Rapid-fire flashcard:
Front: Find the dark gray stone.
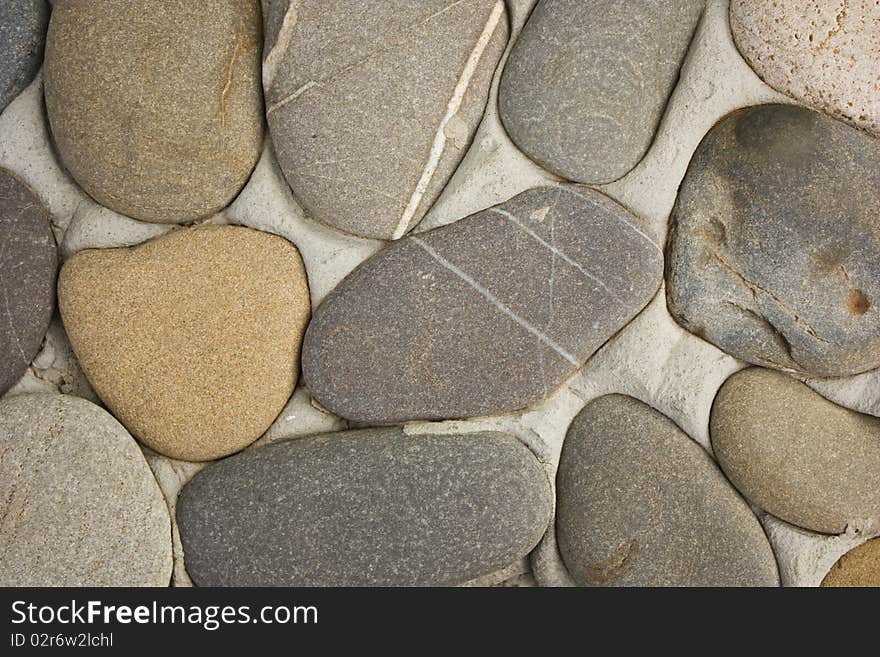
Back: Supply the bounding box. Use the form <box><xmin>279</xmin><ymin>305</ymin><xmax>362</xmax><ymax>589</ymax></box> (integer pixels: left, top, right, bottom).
<box><xmin>666</xmin><ymin>104</ymin><xmax>880</xmax><ymax>377</ymax></box>
<box><xmin>0</xmin><ymin>168</ymin><xmax>57</xmax><ymax>395</ymax></box>
<box><xmin>0</xmin><ymin>0</ymin><xmax>48</xmax><ymax>112</ymax></box>
<box><xmin>177</xmin><ymin>429</ymin><xmax>552</xmax><ymax>587</ymax></box>
<box><xmin>556</xmin><ymin>395</ymin><xmax>779</xmax><ymax>587</ymax></box>
<box><xmin>263</xmin><ymin>0</ymin><xmax>509</xmax><ymax>240</ymax></box>
<box><xmin>302</xmin><ymin>185</ymin><xmax>663</xmax><ymax>424</ymax></box>
<box><xmin>499</xmin><ymin>0</ymin><xmax>705</xmax><ymax>184</ymax></box>
<box><xmin>710</xmin><ymin>368</ymin><xmax>880</xmax><ymax>535</ymax></box>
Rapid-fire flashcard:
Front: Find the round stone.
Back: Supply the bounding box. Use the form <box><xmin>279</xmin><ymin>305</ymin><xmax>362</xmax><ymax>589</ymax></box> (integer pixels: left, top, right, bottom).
<box><xmin>0</xmin><ymin>0</ymin><xmax>48</xmax><ymax>111</ymax></box>
<box><xmin>821</xmin><ymin>539</ymin><xmax>880</xmax><ymax>587</ymax></box>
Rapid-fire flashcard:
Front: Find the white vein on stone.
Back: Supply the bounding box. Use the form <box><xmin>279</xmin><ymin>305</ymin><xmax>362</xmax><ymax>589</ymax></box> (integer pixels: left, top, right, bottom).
<box><xmin>411</xmin><ymin>236</ymin><xmax>580</xmax><ymax>367</ymax></box>
<box><xmin>263</xmin><ymin>0</ymin><xmax>303</xmax><ymax>90</ymax></box>
<box><xmin>561</xmin><ymin>186</ymin><xmax>664</xmax><ymax>254</ymax></box>
<box><xmin>489</xmin><ymin>207</ymin><xmax>624</xmax><ymax>304</ymax></box>
<box><xmin>390</xmin><ymin>0</ymin><xmax>505</xmax><ymax>240</ymax></box>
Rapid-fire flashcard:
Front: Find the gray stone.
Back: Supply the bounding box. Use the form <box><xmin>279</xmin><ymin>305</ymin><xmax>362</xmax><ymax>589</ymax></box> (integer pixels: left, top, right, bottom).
<box><xmin>302</xmin><ymin>185</ymin><xmax>663</xmax><ymax>424</ymax></box>
<box><xmin>556</xmin><ymin>394</ymin><xmax>778</xmax><ymax>587</ymax></box>
<box><xmin>731</xmin><ymin>0</ymin><xmax>880</xmax><ymax>137</ymax></box>
<box><xmin>263</xmin><ymin>0</ymin><xmax>508</xmax><ymax>240</ymax></box>
<box><xmin>177</xmin><ymin>429</ymin><xmax>552</xmax><ymax>586</ymax></box>
<box><xmin>710</xmin><ymin>368</ymin><xmax>880</xmax><ymax>535</ymax></box>
<box><xmin>499</xmin><ymin>0</ymin><xmax>705</xmax><ymax>184</ymax></box>
<box><xmin>0</xmin><ymin>0</ymin><xmax>48</xmax><ymax>112</ymax></box>
<box><xmin>0</xmin><ymin>394</ymin><xmax>172</xmax><ymax>586</ymax></box>
<box><xmin>44</xmin><ymin>0</ymin><xmax>264</xmax><ymax>223</ymax></box>
<box><xmin>0</xmin><ymin>168</ymin><xmax>57</xmax><ymax>396</ymax></box>
<box><xmin>666</xmin><ymin>104</ymin><xmax>880</xmax><ymax>377</ymax></box>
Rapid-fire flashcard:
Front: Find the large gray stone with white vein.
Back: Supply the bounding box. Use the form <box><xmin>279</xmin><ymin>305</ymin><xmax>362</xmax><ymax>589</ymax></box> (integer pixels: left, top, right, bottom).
<box><xmin>556</xmin><ymin>394</ymin><xmax>779</xmax><ymax>587</ymax></box>
<box><xmin>177</xmin><ymin>428</ymin><xmax>552</xmax><ymax>586</ymax></box>
<box><xmin>666</xmin><ymin>104</ymin><xmax>880</xmax><ymax>377</ymax></box>
<box><xmin>302</xmin><ymin>185</ymin><xmax>663</xmax><ymax>424</ymax></box>
<box><xmin>0</xmin><ymin>168</ymin><xmax>57</xmax><ymax>396</ymax></box>
<box><xmin>262</xmin><ymin>0</ymin><xmax>509</xmax><ymax>240</ymax></box>
<box><xmin>499</xmin><ymin>0</ymin><xmax>706</xmax><ymax>184</ymax></box>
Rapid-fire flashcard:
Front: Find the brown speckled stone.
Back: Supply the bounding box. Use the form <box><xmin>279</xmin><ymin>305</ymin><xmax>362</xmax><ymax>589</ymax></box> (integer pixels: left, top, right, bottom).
<box><xmin>710</xmin><ymin>368</ymin><xmax>880</xmax><ymax>535</ymax></box>
<box><xmin>731</xmin><ymin>0</ymin><xmax>880</xmax><ymax>136</ymax></box>
<box><xmin>0</xmin><ymin>167</ymin><xmax>57</xmax><ymax>396</ymax></box>
<box><xmin>58</xmin><ymin>226</ymin><xmax>310</xmax><ymax>462</ymax></box>
<box><xmin>44</xmin><ymin>0</ymin><xmax>264</xmax><ymax>223</ymax></box>
<box><xmin>557</xmin><ymin>395</ymin><xmax>778</xmax><ymax>587</ymax></box>
<box><xmin>822</xmin><ymin>539</ymin><xmax>880</xmax><ymax>587</ymax></box>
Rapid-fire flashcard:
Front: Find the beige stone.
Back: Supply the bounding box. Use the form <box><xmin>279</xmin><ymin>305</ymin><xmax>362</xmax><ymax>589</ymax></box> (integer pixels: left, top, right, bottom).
<box><xmin>821</xmin><ymin>539</ymin><xmax>880</xmax><ymax>587</ymax></box>
<box><xmin>44</xmin><ymin>0</ymin><xmax>264</xmax><ymax>223</ymax></box>
<box><xmin>58</xmin><ymin>226</ymin><xmax>311</xmax><ymax>462</ymax></box>
<box><xmin>731</xmin><ymin>0</ymin><xmax>880</xmax><ymax>136</ymax></box>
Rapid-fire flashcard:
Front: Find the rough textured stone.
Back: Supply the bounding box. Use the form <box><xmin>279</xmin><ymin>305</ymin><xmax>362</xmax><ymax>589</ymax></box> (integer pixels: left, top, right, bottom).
<box><xmin>177</xmin><ymin>429</ymin><xmax>552</xmax><ymax>586</ymax></box>
<box><xmin>710</xmin><ymin>368</ymin><xmax>880</xmax><ymax>535</ymax></box>
<box><xmin>731</xmin><ymin>0</ymin><xmax>880</xmax><ymax>136</ymax></box>
<box><xmin>821</xmin><ymin>539</ymin><xmax>880</xmax><ymax>587</ymax></box>
<box><xmin>263</xmin><ymin>0</ymin><xmax>508</xmax><ymax>240</ymax></box>
<box><xmin>0</xmin><ymin>0</ymin><xmax>48</xmax><ymax>112</ymax></box>
<box><xmin>499</xmin><ymin>0</ymin><xmax>706</xmax><ymax>184</ymax></box>
<box><xmin>58</xmin><ymin>226</ymin><xmax>310</xmax><ymax>462</ymax></box>
<box><xmin>666</xmin><ymin>104</ymin><xmax>880</xmax><ymax>377</ymax></box>
<box><xmin>44</xmin><ymin>0</ymin><xmax>263</xmax><ymax>223</ymax></box>
<box><xmin>557</xmin><ymin>394</ymin><xmax>778</xmax><ymax>587</ymax></box>
<box><xmin>0</xmin><ymin>167</ymin><xmax>57</xmax><ymax>396</ymax></box>
<box><xmin>303</xmin><ymin>185</ymin><xmax>663</xmax><ymax>424</ymax></box>
<box><xmin>0</xmin><ymin>394</ymin><xmax>171</xmax><ymax>586</ymax></box>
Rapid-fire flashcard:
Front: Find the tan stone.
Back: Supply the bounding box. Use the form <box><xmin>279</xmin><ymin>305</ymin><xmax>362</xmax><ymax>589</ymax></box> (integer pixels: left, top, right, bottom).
<box><xmin>821</xmin><ymin>539</ymin><xmax>880</xmax><ymax>587</ymax></box>
<box><xmin>58</xmin><ymin>226</ymin><xmax>310</xmax><ymax>462</ymax></box>
<box><xmin>44</xmin><ymin>0</ymin><xmax>264</xmax><ymax>223</ymax></box>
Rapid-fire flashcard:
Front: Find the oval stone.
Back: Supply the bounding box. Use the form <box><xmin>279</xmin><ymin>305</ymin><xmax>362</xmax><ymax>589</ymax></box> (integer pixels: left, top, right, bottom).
<box><xmin>731</xmin><ymin>0</ymin><xmax>880</xmax><ymax>136</ymax></box>
<box><xmin>44</xmin><ymin>0</ymin><xmax>264</xmax><ymax>223</ymax></box>
<box><xmin>0</xmin><ymin>0</ymin><xmax>48</xmax><ymax>111</ymax></box>
<box><xmin>710</xmin><ymin>368</ymin><xmax>880</xmax><ymax>535</ymax></box>
<box><xmin>0</xmin><ymin>394</ymin><xmax>171</xmax><ymax>586</ymax></box>
<box><xmin>557</xmin><ymin>394</ymin><xmax>778</xmax><ymax>587</ymax></box>
<box><xmin>0</xmin><ymin>168</ymin><xmax>57</xmax><ymax>396</ymax></box>
<box><xmin>302</xmin><ymin>185</ymin><xmax>663</xmax><ymax>424</ymax></box>
<box><xmin>263</xmin><ymin>0</ymin><xmax>509</xmax><ymax>239</ymax></box>
<box><xmin>821</xmin><ymin>539</ymin><xmax>880</xmax><ymax>588</ymax></box>
<box><xmin>499</xmin><ymin>0</ymin><xmax>706</xmax><ymax>184</ymax></box>
<box><xmin>177</xmin><ymin>429</ymin><xmax>552</xmax><ymax>586</ymax></box>
<box><xmin>666</xmin><ymin>104</ymin><xmax>880</xmax><ymax>377</ymax></box>
<box><xmin>58</xmin><ymin>226</ymin><xmax>311</xmax><ymax>462</ymax></box>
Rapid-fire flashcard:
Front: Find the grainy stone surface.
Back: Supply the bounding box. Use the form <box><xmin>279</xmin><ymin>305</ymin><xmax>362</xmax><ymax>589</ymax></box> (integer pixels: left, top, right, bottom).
<box><xmin>263</xmin><ymin>0</ymin><xmax>508</xmax><ymax>240</ymax></box>
<box><xmin>0</xmin><ymin>168</ymin><xmax>57</xmax><ymax>396</ymax></box>
<box><xmin>44</xmin><ymin>0</ymin><xmax>264</xmax><ymax>223</ymax></box>
<box><xmin>0</xmin><ymin>394</ymin><xmax>171</xmax><ymax>586</ymax></box>
<box><xmin>303</xmin><ymin>185</ymin><xmax>663</xmax><ymax>424</ymax></box>
<box><xmin>0</xmin><ymin>0</ymin><xmax>48</xmax><ymax>112</ymax></box>
<box><xmin>666</xmin><ymin>104</ymin><xmax>880</xmax><ymax>377</ymax></box>
<box><xmin>499</xmin><ymin>0</ymin><xmax>706</xmax><ymax>184</ymax></box>
<box><xmin>58</xmin><ymin>226</ymin><xmax>311</xmax><ymax>462</ymax></box>
<box><xmin>556</xmin><ymin>394</ymin><xmax>778</xmax><ymax>587</ymax></box>
<box><xmin>710</xmin><ymin>368</ymin><xmax>880</xmax><ymax>535</ymax></box>
<box><xmin>731</xmin><ymin>0</ymin><xmax>880</xmax><ymax>136</ymax></box>
<box><xmin>821</xmin><ymin>539</ymin><xmax>880</xmax><ymax>587</ymax></box>
<box><xmin>177</xmin><ymin>429</ymin><xmax>552</xmax><ymax>586</ymax></box>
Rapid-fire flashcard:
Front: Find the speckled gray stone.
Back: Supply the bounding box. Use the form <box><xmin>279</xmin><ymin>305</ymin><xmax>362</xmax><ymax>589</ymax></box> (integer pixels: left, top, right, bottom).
<box><xmin>44</xmin><ymin>0</ymin><xmax>264</xmax><ymax>223</ymax></box>
<box><xmin>177</xmin><ymin>429</ymin><xmax>552</xmax><ymax>586</ymax></box>
<box><xmin>710</xmin><ymin>368</ymin><xmax>880</xmax><ymax>535</ymax></box>
<box><xmin>302</xmin><ymin>185</ymin><xmax>663</xmax><ymax>424</ymax></box>
<box><xmin>666</xmin><ymin>104</ymin><xmax>880</xmax><ymax>377</ymax></box>
<box><xmin>556</xmin><ymin>395</ymin><xmax>779</xmax><ymax>587</ymax></box>
<box><xmin>499</xmin><ymin>0</ymin><xmax>705</xmax><ymax>184</ymax></box>
<box><xmin>263</xmin><ymin>0</ymin><xmax>509</xmax><ymax>240</ymax></box>
<box><xmin>0</xmin><ymin>0</ymin><xmax>47</xmax><ymax>112</ymax></box>
<box><xmin>0</xmin><ymin>168</ymin><xmax>57</xmax><ymax>396</ymax></box>
<box><xmin>0</xmin><ymin>394</ymin><xmax>172</xmax><ymax>586</ymax></box>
